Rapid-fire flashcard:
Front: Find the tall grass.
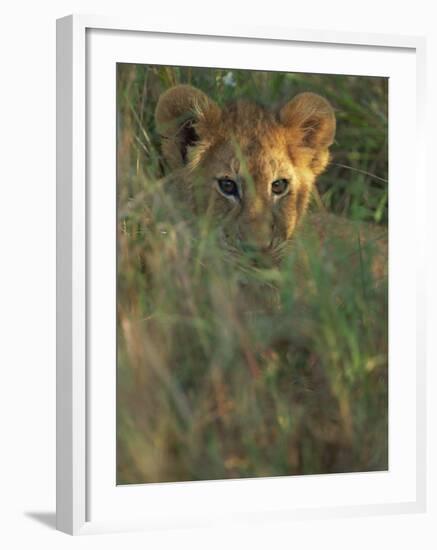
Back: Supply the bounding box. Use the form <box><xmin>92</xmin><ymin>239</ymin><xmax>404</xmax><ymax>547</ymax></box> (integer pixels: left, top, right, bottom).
<box><xmin>116</xmin><ymin>64</ymin><xmax>388</xmax><ymax>484</ymax></box>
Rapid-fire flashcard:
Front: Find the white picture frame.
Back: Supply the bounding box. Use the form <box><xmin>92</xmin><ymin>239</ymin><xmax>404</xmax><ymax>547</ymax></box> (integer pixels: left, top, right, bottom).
<box><xmin>56</xmin><ymin>14</ymin><xmax>427</xmax><ymax>536</ymax></box>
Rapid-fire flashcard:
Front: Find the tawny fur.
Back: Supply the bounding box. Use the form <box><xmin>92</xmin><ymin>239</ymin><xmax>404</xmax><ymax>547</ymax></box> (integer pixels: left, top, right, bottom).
<box><xmin>155</xmin><ymin>85</ymin><xmax>336</xmax><ymax>253</ymax></box>
<box><xmin>155</xmin><ymin>85</ymin><xmax>386</xmax><ymax>279</ymax></box>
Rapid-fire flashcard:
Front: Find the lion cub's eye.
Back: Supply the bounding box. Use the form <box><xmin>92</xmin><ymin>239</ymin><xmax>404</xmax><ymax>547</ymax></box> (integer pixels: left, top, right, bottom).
<box><xmin>271</xmin><ymin>179</ymin><xmax>289</xmax><ymax>196</ymax></box>
<box><xmin>217</xmin><ymin>178</ymin><xmax>239</xmax><ymax>198</ymax></box>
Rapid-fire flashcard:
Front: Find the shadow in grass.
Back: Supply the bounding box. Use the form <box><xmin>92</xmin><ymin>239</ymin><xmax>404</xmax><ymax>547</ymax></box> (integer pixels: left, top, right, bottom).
<box><xmin>25</xmin><ymin>511</ymin><xmax>56</xmax><ymax>530</ymax></box>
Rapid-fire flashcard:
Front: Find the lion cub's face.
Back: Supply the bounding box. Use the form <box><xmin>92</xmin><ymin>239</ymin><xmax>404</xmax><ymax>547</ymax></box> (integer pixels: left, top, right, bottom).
<box><xmin>155</xmin><ymin>85</ymin><xmax>335</xmax><ymax>257</ymax></box>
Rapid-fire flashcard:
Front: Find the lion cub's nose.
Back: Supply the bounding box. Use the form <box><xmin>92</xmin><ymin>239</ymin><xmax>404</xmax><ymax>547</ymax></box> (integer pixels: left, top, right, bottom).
<box><xmin>238</xmin><ymin>223</ymin><xmax>273</xmax><ymax>253</ymax></box>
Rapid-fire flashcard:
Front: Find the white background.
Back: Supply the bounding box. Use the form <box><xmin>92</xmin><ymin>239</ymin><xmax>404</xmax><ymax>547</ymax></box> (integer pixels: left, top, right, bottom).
<box><xmin>0</xmin><ymin>0</ymin><xmax>435</xmax><ymax>548</ymax></box>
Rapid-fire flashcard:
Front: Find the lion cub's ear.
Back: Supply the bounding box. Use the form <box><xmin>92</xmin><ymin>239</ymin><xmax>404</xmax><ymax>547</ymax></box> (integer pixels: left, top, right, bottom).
<box><xmin>279</xmin><ymin>92</ymin><xmax>336</xmax><ymax>150</ymax></box>
<box><xmin>155</xmin><ymin>85</ymin><xmax>221</xmax><ymax>169</ymax></box>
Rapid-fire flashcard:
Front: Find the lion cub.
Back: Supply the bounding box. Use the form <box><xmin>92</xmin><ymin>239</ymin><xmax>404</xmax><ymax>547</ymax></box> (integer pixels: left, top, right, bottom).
<box><xmin>154</xmin><ymin>84</ymin><xmax>387</xmax><ymax>277</ymax></box>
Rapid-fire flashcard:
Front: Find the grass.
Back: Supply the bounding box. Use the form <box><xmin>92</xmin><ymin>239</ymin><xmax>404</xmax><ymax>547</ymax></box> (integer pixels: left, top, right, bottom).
<box><xmin>116</xmin><ymin>63</ymin><xmax>388</xmax><ymax>484</ymax></box>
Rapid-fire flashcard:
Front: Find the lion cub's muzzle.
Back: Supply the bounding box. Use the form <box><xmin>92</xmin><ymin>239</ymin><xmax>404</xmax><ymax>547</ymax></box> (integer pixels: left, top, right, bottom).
<box><xmin>233</xmin><ymin>219</ymin><xmax>278</xmax><ymax>268</ymax></box>
<box><xmin>236</xmin><ymin>217</ymin><xmax>274</xmax><ymax>253</ymax></box>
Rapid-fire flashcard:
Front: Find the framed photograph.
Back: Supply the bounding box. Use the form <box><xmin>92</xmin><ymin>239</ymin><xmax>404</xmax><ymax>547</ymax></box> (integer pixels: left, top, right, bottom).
<box><xmin>56</xmin><ymin>14</ymin><xmax>427</xmax><ymax>535</ymax></box>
